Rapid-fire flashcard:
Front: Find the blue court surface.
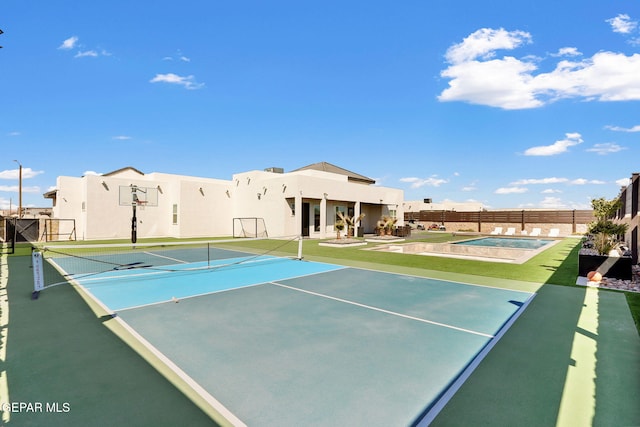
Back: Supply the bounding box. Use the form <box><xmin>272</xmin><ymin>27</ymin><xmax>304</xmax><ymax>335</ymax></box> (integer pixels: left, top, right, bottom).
<box><xmin>54</xmin><ymin>254</ymin><xmax>534</xmax><ymax>426</ymax></box>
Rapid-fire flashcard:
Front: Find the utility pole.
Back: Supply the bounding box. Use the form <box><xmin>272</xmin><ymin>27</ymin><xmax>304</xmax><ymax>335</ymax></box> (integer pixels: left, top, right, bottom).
<box><xmin>13</xmin><ymin>160</ymin><xmax>22</xmax><ymax>218</ymax></box>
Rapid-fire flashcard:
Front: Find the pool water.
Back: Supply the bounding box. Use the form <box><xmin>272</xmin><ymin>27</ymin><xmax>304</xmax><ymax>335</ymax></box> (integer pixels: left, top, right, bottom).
<box><xmin>454</xmin><ymin>237</ymin><xmax>553</xmax><ymax>250</ymax></box>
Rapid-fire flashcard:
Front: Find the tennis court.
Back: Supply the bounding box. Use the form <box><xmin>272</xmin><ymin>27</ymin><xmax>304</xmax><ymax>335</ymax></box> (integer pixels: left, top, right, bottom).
<box><xmin>41</xmin><ymin>239</ymin><xmax>535</xmax><ymax>426</ymax></box>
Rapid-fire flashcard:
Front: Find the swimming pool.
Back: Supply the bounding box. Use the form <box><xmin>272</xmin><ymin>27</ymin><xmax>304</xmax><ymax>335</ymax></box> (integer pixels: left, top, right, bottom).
<box><xmin>369</xmin><ymin>236</ymin><xmax>558</xmax><ymax>263</ymax></box>
<box><xmin>454</xmin><ymin>237</ymin><xmax>553</xmax><ymax>250</ymax></box>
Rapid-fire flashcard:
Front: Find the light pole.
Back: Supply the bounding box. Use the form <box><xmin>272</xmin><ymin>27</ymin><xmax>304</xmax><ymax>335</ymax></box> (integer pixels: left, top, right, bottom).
<box><xmin>13</xmin><ymin>160</ymin><xmax>22</xmax><ymax>218</ymax></box>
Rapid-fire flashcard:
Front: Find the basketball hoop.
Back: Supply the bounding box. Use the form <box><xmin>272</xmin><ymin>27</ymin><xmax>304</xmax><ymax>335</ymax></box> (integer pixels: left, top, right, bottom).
<box><xmin>135</xmin><ymin>200</ymin><xmax>148</xmax><ymax>211</ymax></box>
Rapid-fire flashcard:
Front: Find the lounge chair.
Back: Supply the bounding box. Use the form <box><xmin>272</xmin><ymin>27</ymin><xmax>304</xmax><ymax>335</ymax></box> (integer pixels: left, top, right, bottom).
<box><xmin>504</xmin><ymin>227</ymin><xmax>516</xmax><ymax>236</ymax></box>
<box><xmin>548</xmin><ymin>228</ymin><xmax>560</xmax><ymax>237</ymax></box>
<box><xmin>521</xmin><ymin>230</ymin><xmax>528</xmax><ymax>236</ymax></box>
<box><xmin>529</xmin><ymin>228</ymin><xmax>541</xmax><ymax>237</ymax></box>
<box><xmin>490</xmin><ymin>227</ymin><xmax>503</xmax><ymax>235</ymax></box>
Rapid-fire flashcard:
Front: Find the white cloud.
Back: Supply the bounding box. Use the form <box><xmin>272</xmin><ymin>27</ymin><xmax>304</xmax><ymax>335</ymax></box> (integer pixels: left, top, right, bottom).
<box><xmin>570</xmin><ymin>178</ymin><xmax>606</xmax><ymax>185</ymax></box>
<box><xmin>74</xmin><ymin>50</ymin><xmax>98</xmax><ymax>58</ymax></box>
<box><xmin>0</xmin><ymin>185</ymin><xmax>40</xmax><ymax>193</ymax></box>
<box><xmin>541</xmin><ymin>188</ymin><xmax>562</xmax><ymax>194</ymax></box>
<box><xmin>444</xmin><ymin>28</ymin><xmax>532</xmax><ymax>64</ymax></box>
<box><xmin>58</xmin><ymin>36</ymin><xmax>79</xmax><ymax>50</ymax></box>
<box><xmin>439</xmin><ymin>28</ymin><xmax>640</xmax><ymax>109</ymax></box>
<box><xmin>163</xmin><ymin>51</ymin><xmax>191</xmax><ymax>62</ymax></box>
<box><xmin>150</xmin><ymin>73</ymin><xmax>204</xmax><ymax>90</ymax></box>
<box><xmin>23</xmin><ymin>186</ymin><xmax>41</xmax><ymax>193</ymax></box>
<box><xmin>605</xmin><ymin>124</ymin><xmax>640</xmax><ymax>132</ymax></box>
<box><xmin>607</xmin><ymin>14</ymin><xmax>638</xmax><ymax>34</ymax></box>
<box><xmin>511</xmin><ymin>177</ymin><xmax>569</xmax><ymax>185</ymax></box>
<box><xmin>535</xmin><ymin>52</ymin><xmax>640</xmax><ymax>102</ymax></box>
<box><xmin>8</xmin><ymin>131</ymin><xmax>21</xmax><ymax>136</ymax></box>
<box><xmin>112</xmin><ymin>135</ymin><xmax>132</xmax><ymax>140</ymax></box>
<box><xmin>83</xmin><ymin>171</ymin><xmax>101</xmax><ymax>176</ymax></box>
<box><xmin>524</xmin><ymin>133</ymin><xmax>583</xmax><ymax>156</ymax></box>
<box><xmin>616</xmin><ymin>177</ymin><xmax>631</xmax><ymax>187</ymax></box>
<box><xmin>58</xmin><ymin>36</ymin><xmax>111</xmax><ymax>58</ymax></box>
<box><xmin>495</xmin><ymin>186</ymin><xmax>528</xmax><ymax>194</ymax></box>
<box><xmin>586</xmin><ymin>143</ymin><xmax>626</xmax><ymax>155</ymax></box>
<box><xmin>552</xmin><ymin>47</ymin><xmax>582</xmax><ymax>57</ymax></box>
<box><xmin>440</xmin><ymin>56</ymin><xmax>541</xmax><ymax>109</ymax></box>
<box><xmin>538</xmin><ymin>196</ymin><xmax>567</xmax><ymax>208</ymax></box>
<box><xmin>0</xmin><ymin>167</ymin><xmax>44</xmax><ymax>180</ymax></box>
<box><xmin>400</xmin><ymin>176</ymin><xmax>448</xmax><ymax>188</ymax></box>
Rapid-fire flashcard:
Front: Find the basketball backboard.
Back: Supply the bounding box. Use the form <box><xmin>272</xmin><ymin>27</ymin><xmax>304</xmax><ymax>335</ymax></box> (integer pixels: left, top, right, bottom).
<box><xmin>119</xmin><ymin>185</ymin><xmax>159</xmax><ymax>206</ymax></box>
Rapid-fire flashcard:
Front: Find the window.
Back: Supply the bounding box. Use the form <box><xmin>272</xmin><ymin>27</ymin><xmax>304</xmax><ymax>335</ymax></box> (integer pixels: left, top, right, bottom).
<box><xmin>335</xmin><ymin>205</ymin><xmax>346</xmax><ymax>221</ymax></box>
<box><xmin>172</xmin><ymin>204</ymin><xmax>178</xmax><ymax>225</ymax></box>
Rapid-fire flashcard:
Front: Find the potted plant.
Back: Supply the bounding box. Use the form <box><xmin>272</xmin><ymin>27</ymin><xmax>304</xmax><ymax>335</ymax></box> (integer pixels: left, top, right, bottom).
<box><xmin>334</xmin><ymin>220</ymin><xmax>345</xmax><ymax>240</ymax></box>
<box><xmin>383</xmin><ymin>216</ymin><xmax>398</xmax><ymax>236</ymax></box>
<box><xmin>337</xmin><ymin>211</ymin><xmax>365</xmax><ymax>238</ymax></box>
<box><xmin>578</xmin><ymin>197</ymin><xmax>631</xmax><ymax>279</ymax></box>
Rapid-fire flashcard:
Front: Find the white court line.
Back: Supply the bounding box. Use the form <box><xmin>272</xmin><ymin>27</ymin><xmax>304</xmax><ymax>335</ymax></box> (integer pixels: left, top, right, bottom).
<box><xmin>414</xmin><ymin>292</ymin><xmax>536</xmax><ymax>426</ymax></box>
<box><xmin>270</xmin><ymin>282</ymin><xmax>494</xmax><ymax>338</ymax></box>
<box><xmin>104</xmin><ymin>303</ymin><xmax>247</xmax><ymax>426</ymax></box>
<box><xmin>114</xmin><ymin>263</ymin><xmax>349</xmax><ymax>312</ymax></box>
<box><xmin>71</xmin><ymin>255</ymin><xmax>291</xmax><ymax>285</ymax></box>
<box><xmin>143</xmin><ymin>250</ymin><xmax>189</xmax><ymax>264</ymax></box>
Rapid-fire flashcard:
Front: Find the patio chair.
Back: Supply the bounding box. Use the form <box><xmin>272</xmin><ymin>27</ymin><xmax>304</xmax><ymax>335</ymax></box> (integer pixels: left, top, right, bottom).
<box><xmin>529</xmin><ymin>228</ymin><xmax>541</xmax><ymax>237</ymax></box>
<box><xmin>504</xmin><ymin>227</ymin><xmax>516</xmax><ymax>235</ymax></box>
<box><xmin>548</xmin><ymin>228</ymin><xmax>560</xmax><ymax>237</ymax></box>
<box><xmin>490</xmin><ymin>227</ymin><xmax>503</xmax><ymax>235</ymax></box>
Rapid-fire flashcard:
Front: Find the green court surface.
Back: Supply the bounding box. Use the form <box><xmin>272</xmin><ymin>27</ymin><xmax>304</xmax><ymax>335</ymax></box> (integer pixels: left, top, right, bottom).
<box><xmin>2</xmin><ymin>238</ymin><xmax>639</xmax><ymax>426</ymax></box>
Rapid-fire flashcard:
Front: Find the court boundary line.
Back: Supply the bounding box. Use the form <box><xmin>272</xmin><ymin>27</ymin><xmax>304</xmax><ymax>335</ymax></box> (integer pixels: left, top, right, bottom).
<box><xmin>336</xmin><ymin>263</ymin><xmax>535</xmax><ymax>295</ymax></box>
<box><xmin>109</xmin><ymin>313</ymin><xmax>247</xmax><ymax>427</ymax></box>
<box><xmin>270</xmin><ymin>282</ymin><xmax>495</xmax><ymax>338</ymax></box>
<box><xmin>413</xmin><ymin>292</ymin><xmax>537</xmax><ymax>426</ymax></box>
<box><xmin>56</xmin><ymin>270</ymin><xmax>247</xmax><ymax>427</ymax></box>
<box><xmin>143</xmin><ymin>250</ymin><xmax>189</xmax><ymax>264</ymax></box>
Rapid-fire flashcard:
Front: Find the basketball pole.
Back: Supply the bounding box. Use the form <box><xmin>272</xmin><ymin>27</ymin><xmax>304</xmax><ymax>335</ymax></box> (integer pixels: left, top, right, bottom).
<box><xmin>131</xmin><ymin>202</ymin><xmax>137</xmax><ymax>244</ymax></box>
<box><xmin>130</xmin><ymin>184</ymin><xmax>147</xmax><ymax>244</ymax></box>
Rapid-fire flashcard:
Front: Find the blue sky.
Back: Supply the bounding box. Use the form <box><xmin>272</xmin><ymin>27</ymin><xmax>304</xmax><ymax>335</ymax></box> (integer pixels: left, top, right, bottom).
<box><xmin>1</xmin><ymin>0</ymin><xmax>639</xmax><ymax>211</ymax></box>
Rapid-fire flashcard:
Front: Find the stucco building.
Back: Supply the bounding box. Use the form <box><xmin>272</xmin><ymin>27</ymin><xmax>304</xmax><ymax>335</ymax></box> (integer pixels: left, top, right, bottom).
<box><xmin>44</xmin><ymin>162</ymin><xmax>404</xmax><ymax>241</ymax></box>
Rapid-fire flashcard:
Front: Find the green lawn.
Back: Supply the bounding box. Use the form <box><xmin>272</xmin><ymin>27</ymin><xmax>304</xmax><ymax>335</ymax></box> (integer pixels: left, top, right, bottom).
<box><xmin>3</xmin><ymin>234</ymin><xmax>639</xmax><ymax>426</ymax></box>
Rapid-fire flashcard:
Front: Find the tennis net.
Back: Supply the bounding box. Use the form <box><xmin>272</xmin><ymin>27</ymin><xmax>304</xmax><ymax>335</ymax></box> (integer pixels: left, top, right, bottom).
<box><xmin>37</xmin><ymin>236</ymin><xmax>303</xmax><ymax>288</ymax></box>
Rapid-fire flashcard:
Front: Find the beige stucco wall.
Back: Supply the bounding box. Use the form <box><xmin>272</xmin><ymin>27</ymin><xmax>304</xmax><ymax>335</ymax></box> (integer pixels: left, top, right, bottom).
<box><xmin>50</xmin><ymin>167</ymin><xmax>404</xmax><ymax>240</ymax></box>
